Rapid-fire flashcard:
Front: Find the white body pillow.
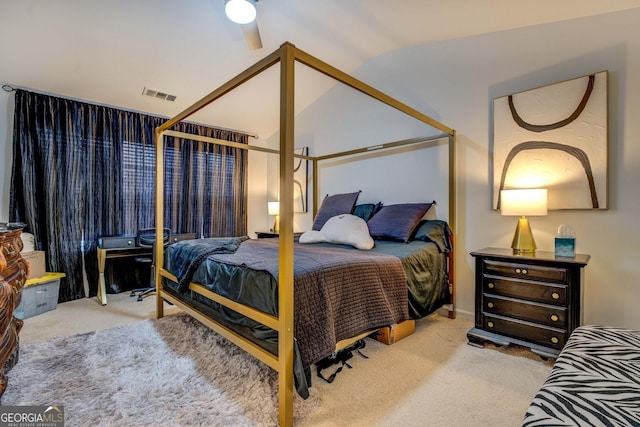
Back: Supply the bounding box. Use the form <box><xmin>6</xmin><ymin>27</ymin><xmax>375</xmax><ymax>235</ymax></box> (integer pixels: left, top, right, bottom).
<box><xmin>299</xmin><ymin>214</ymin><xmax>374</xmax><ymax>250</ymax></box>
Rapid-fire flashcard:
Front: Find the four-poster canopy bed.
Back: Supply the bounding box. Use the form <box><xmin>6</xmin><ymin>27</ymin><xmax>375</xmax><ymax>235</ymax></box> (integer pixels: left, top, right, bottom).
<box><xmin>154</xmin><ymin>42</ymin><xmax>456</xmax><ymax>426</ymax></box>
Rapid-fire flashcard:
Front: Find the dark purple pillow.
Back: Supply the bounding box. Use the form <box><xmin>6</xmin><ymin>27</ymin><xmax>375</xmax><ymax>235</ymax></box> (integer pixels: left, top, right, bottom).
<box><xmin>312</xmin><ymin>191</ymin><xmax>360</xmax><ymax>230</ymax></box>
<box><xmin>367</xmin><ymin>203</ymin><xmax>433</xmax><ymax>242</ymax></box>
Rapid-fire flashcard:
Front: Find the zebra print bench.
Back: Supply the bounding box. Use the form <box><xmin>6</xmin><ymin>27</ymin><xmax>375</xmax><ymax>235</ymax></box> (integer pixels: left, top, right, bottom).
<box><xmin>522</xmin><ymin>325</ymin><xmax>640</xmax><ymax>426</ymax></box>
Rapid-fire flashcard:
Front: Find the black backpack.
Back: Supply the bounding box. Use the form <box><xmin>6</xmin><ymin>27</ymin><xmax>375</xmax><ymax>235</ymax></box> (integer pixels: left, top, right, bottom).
<box><xmin>315</xmin><ymin>339</ymin><xmax>368</xmax><ymax>383</ymax></box>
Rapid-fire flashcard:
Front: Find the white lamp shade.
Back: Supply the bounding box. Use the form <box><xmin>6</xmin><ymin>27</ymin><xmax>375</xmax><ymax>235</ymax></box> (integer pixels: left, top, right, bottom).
<box><xmin>268</xmin><ymin>201</ymin><xmax>280</xmax><ymax>215</ymax></box>
<box><xmin>225</xmin><ymin>0</ymin><xmax>257</xmax><ymax>24</ymax></box>
<box><xmin>500</xmin><ymin>189</ymin><xmax>548</xmax><ymax>216</ymax></box>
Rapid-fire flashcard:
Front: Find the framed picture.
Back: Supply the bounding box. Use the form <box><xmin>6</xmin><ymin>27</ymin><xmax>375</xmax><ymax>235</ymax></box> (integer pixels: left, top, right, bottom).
<box><xmin>293</xmin><ymin>147</ymin><xmax>308</xmax><ymax>213</ymax></box>
<box><xmin>492</xmin><ymin>71</ymin><xmax>608</xmax><ymax>210</ymax></box>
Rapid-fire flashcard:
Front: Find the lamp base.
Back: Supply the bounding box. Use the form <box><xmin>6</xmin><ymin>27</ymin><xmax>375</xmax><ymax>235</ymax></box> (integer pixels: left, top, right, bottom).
<box><xmin>511</xmin><ymin>216</ymin><xmax>537</xmax><ymax>254</ymax></box>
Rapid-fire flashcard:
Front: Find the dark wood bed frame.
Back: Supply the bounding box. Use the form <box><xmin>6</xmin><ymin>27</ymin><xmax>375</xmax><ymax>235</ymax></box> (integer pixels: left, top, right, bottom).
<box><xmin>153</xmin><ymin>42</ymin><xmax>456</xmax><ymax>426</ymax></box>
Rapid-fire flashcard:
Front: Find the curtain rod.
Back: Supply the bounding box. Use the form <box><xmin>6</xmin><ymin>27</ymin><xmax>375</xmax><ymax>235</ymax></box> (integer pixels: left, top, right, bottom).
<box><xmin>1</xmin><ymin>83</ymin><xmax>258</xmax><ymax>139</ymax></box>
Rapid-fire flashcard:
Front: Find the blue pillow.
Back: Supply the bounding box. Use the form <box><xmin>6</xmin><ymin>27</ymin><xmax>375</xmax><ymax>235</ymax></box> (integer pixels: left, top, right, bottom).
<box><xmin>367</xmin><ymin>203</ymin><xmax>433</xmax><ymax>242</ymax></box>
<box><xmin>352</xmin><ymin>202</ymin><xmax>382</xmax><ymax>222</ymax></box>
<box><xmin>312</xmin><ymin>191</ymin><xmax>360</xmax><ymax>230</ymax></box>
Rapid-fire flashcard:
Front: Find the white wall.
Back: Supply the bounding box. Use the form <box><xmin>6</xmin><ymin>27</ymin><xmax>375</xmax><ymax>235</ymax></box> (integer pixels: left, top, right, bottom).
<box><xmin>282</xmin><ymin>8</ymin><xmax>640</xmax><ymax>328</ymax></box>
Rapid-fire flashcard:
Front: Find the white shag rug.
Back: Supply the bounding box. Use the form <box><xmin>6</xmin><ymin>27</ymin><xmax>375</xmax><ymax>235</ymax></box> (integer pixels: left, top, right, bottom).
<box><xmin>3</xmin><ymin>313</ymin><xmax>321</xmax><ymax>426</ymax></box>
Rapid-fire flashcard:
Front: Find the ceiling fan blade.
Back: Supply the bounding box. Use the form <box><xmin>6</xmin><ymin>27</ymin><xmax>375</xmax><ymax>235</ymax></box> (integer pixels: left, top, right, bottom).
<box><xmin>241</xmin><ymin>21</ymin><xmax>262</xmax><ymax>50</ymax></box>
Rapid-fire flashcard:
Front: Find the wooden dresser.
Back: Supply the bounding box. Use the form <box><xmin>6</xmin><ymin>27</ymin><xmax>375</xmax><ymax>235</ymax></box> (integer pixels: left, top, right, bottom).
<box><xmin>467</xmin><ymin>247</ymin><xmax>590</xmax><ymax>358</ymax></box>
<box><xmin>0</xmin><ymin>229</ymin><xmax>27</xmax><ymax>400</ymax></box>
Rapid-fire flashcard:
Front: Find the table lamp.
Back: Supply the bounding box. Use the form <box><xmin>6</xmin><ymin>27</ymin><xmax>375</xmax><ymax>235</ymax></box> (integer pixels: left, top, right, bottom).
<box><xmin>500</xmin><ymin>189</ymin><xmax>548</xmax><ymax>254</ymax></box>
<box><xmin>268</xmin><ymin>201</ymin><xmax>280</xmax><ymax>233</ymax></box>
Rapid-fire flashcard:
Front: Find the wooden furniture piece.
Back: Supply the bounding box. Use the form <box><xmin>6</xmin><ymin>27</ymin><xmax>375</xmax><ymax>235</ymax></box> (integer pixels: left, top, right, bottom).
<box><xmin>97</xmin><ymin>232</ymin><xmax>196</xmax><ymax>305</ymax></box>
<box><xmin>154</xmin><ymin>42</ymin><xmax>457</xmax><ymax>426</ymax></box>
<box><xmin>467</xmin><ymin>247</ymin><xmax>590</xmax><ymax>358</ymax></box>
<box><xmin>255</xmin><ymin>231</ymin><xmax>303</xmax><ymax>239</ymax></box>
<box><xmin>0</xmin><ymin>229</ymin><xmax>27</xmax><ymax>400</ymax></box>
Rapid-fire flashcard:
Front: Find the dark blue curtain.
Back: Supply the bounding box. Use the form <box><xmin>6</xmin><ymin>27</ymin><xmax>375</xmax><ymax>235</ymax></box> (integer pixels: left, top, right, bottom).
<box><xmin>9</xmin><ymin>90</ymin><xmax>248</xmax><ymax>302</ymax></box>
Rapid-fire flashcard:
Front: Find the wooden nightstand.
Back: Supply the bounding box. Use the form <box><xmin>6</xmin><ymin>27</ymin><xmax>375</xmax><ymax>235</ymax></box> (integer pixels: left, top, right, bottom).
<box><xmin>467</xmin><ymin>247</ymin><xmax>590</xmax><ymax>358</ymax></box>
<box><xmin>255</xmin><ymin>231</ymin><xmax>303</xmax><ymax>239</ymax></box>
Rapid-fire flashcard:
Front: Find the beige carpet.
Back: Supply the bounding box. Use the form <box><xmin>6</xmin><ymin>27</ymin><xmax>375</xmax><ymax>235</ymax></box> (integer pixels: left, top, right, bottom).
<box><xmin>17</xmin><ymin>293</ymin><xmax>553</xmax><ymax>426</ymax></box>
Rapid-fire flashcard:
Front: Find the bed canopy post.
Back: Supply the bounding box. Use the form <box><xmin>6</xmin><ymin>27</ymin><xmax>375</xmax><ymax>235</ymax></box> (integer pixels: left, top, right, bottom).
<box><xmin>155</xmin><ymin>127</ymin><xmax>166</xmax><ymax>319</ymax></box>
<box><xmin>448</xmin><ymin>132</ymin><xmax>456</xmax><ymax>235</ymax></box>
<box><xmin>448</xmin><ymin>131</ymin><xmax>456</xmax><ymax>319</ymax></box>
<box><xmin>311</xmin><ymin>158</ymin><xmax>319</xmax><ymax>218</ymax></box>
<box><xmin>278</xmin><ymin>42</ymin><xmax>296</xmax><ymax>427</ymax></box>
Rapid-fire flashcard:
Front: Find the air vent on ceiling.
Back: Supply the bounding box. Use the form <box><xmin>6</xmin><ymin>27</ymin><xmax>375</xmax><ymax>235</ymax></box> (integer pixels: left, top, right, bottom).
<box><xmin>142</xmin><ymin>87</ymin><xmax>176</xmax><ymax>102</ymax></box>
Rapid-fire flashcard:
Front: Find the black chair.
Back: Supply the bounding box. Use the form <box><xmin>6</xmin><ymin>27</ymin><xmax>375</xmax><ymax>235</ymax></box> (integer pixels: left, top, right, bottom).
<box><xmin>129</xmin><ymin>228</ymin><xmax>170</xmax><ymax>301</ymax></box>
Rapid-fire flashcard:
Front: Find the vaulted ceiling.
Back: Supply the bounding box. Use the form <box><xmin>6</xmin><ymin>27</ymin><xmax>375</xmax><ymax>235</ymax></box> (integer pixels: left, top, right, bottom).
<box><xmin>2</xmin><ymin>0</ymin><xmax>638</xmax><ymax>137</ymax></box>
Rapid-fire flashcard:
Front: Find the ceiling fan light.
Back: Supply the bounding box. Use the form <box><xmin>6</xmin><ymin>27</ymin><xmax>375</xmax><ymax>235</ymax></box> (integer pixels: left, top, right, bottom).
<box><xmin>225</xmin><ymin>0</ymin><xmax>257</xmax><ymax>24</ymax></box>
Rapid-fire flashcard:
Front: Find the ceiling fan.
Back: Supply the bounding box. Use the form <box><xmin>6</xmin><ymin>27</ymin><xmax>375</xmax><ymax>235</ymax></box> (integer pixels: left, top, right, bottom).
<box><xmin>224</xmin><ymin>0</ymin><xmax>263</xmax><ymax>50</ymax></box>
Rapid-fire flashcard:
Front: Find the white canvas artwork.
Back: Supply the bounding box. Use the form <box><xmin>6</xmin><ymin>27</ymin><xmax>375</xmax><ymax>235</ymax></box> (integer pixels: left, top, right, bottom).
<box><xmin>493</xmin><ymin>71</ymin><xmax>608</xmax><ymax>210</ymax></box>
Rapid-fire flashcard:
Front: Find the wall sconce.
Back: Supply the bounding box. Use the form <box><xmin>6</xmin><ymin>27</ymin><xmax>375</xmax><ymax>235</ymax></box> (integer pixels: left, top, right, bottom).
<box><xmin>500</xmin><ymin>189</ymin><xmax>548</xmax><ymax>254</ymax></box>
<box><xmin>268</xmin><ymin>201</ymin><xmax>280</xmax><ymax>233</ymax></box>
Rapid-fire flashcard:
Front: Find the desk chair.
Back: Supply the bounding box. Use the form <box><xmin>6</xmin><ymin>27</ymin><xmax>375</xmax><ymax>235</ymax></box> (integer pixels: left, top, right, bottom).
<box><xmin>130</xmin><ymin>228</ymin><xmax>170</xmax><ymax>301</ymax></box>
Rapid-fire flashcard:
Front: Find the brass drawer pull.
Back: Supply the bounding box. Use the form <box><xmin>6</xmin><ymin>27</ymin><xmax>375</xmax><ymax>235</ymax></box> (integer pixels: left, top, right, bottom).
<box><xmin>487</xmin><ymin>282</ymin><xmax>495</xmax><ymax>289</ymax></box>
<box><xmin>514</xmin><ymin>268</ymin><xmax>528</xmax><ymax>274</ymax></box>
<box><xmin>515</xmin><ymin>268</ymin><xmax>521</xmax><ymax>273</ymax></box>
<box><xmin>551</xmin><ymin>314</ymin><xmax>559</xmax><ymax>322</ymax></box>
<box><xmin>552</xmin><ymin>292</ymin><xmax>560</xmax><ymax>300</ymax></box>
<box><xmin>487</xmin><ymin>302</ymin><xmax>494</xmax><ymax>308</ymax></box>
<box><xmin>522</xmin><ymin>269</ymin><xmax>527</xmax><ymax>274</ymax></box>
<box><xmin>487</xmin><ymin>321</ymin><xmax>494</xmax><ymax>328</ymax></box>
<box><xmin>551</xmin><ymin>337</ymin><xmax>559</xmax><ymax>344</ymax></box>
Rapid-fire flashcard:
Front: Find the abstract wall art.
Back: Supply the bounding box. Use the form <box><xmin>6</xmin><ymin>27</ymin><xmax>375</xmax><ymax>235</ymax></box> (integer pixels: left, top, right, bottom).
<box><xmin>493</xmin><ymin>71</ymin><xmax>608</xmax><ymax>210</ymax></box>
<box><xmin>293</xmin><ymin>147</ymin><xmax>308</xmax><ymax>213</ymax></box>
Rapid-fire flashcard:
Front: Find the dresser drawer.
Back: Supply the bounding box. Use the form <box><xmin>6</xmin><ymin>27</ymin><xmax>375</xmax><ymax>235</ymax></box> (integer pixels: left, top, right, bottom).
<box><xmin>483</xmin><ymin>315</ymin><xmax>567</xmax><ymax>350</ymax></box>
<box><xmin>482</xmin><ymin>259</ymin><xmax>567</xmax><ymax>283</ymax></box>
<box><xmin>482</xmin><ymin>276</ymin><xmax>567</xmax><ymax>305</ymax></box>
<box><xmin>483</xmin><ymin>295</ymin><xmax>567</xmax><ymax>328</ymax></box>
